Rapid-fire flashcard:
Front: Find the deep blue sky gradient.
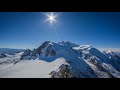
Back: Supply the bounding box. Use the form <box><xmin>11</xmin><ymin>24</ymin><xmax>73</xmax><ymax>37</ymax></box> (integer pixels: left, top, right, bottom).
<box><xmin>0</xmin><ymin>12</ymin><xmax>120</xmax><ymax>49</ymax></box>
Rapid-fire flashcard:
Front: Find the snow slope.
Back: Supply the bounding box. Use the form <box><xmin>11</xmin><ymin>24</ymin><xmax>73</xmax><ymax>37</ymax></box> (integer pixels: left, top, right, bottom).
<box><xmin>0</xmin><ymin>58</ymin><xmax>68</xmax><ymax>78</ymax></box>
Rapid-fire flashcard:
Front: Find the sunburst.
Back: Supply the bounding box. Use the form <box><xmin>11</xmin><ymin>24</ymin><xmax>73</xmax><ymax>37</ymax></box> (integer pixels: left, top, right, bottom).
<box><xmin>47</xmin><ymin>12</ymin><xmax>56</xmax><ymax>24</ymax></box>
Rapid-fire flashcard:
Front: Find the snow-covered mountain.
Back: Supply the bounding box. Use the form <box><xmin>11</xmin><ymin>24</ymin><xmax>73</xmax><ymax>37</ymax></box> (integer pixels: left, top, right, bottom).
<box><xmin>19</xmin><ymin>41</ymin><xmax>120</xmax><ymax>78</ymax></box>
<box><xmin>0</xmin><ymin>41</ymin><xmax>120</xmax><ymax>78</ymax></box>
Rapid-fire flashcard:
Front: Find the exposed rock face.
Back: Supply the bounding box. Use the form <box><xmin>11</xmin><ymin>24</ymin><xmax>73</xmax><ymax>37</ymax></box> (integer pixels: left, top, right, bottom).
<box><xmin>36</xmin><ymin>41</ymin><xmax>51</xmax><ymax>55</ymax></box>
<box><xmin>20</xmin><ymin>49</ymin><xmax>37</xmax><ymax>60</ymax></box>
<box><xmin>35</xmin><ymin>41</ymin><xmax>56</xmax><ymax>57</ymax></box>
<box><xmin>20</xmin><ymin>41</ymin><xmax>56</xmax><ymax>60</ymax></box>
<box><xmin>30</xmin><ymin>49</ymin><xmax>37</xmax><ymax>59</ymax></box>
<box><xmin>50</xmin><ymin>64</ymin><xmax>75</xmax><ymax>78</ymax></box>
<box><xmin>0</xmin><ymin>54</ymin><xmax>7</xmax><ymax>58</ymax></box>
<box><xmin>45</xmin><ymin>45</ymin><xmax>56</xmax><ymax>57</ymax></box>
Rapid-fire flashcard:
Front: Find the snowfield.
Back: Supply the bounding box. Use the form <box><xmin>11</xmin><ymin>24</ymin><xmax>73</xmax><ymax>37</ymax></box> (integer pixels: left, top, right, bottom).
<box><xmin>0</xmin><ymin>57</ymin><xmax>68</xmax><ymax>78</ymax></box>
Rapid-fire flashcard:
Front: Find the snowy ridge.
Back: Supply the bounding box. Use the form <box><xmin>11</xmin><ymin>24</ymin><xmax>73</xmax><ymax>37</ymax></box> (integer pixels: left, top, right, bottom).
<box><xmin>0</xmin><ymin>41</ymin><xmax>120</xmax><ymax>78</ymax></box>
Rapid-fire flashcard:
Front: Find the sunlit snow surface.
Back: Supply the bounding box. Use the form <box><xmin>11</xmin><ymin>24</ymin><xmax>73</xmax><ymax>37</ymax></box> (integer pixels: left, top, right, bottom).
<box><xmin>0</xmin><ymin>56</ymin><xmax>67</xmax><ymax>78</ymax></box>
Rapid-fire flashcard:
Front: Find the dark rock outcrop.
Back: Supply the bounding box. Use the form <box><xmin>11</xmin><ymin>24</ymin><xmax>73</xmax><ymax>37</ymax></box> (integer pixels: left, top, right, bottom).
<box><xmin>45</xmin><ymin>45</ymin><xmax>56</xmax><ymax>57</ymax></box>
<box><xmin>20</xmin><ymin>49</ymin><xmax>37</xmax><ymax>60</ymax></box>
<box><xmin>36</xmin><ymin>41</ymin><xmax>51</xmax><ymax>55</ymax></box>
<box><xmin>0</xmin><ymin>54</ymin><xmax>7</xmax><ymax>58</ymax></box>
<box><xmin>50</xmin><ymin>64</ymin><xmax>75</xmax><ymax>78</ymax></box>
<box><xmin>36</xmin><ymin>41</ymin><xmax>56</xmax><ymax>57</ymax></box>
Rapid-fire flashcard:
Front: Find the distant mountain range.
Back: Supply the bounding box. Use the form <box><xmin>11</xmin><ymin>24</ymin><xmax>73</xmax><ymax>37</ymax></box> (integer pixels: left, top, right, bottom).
<box><xmin>0</xmin><ymin>48</ymin><xmax>25</xmax><ymax>54</ymax></box>
<box><xmin>100</xmin><ymin>49</ymin><xmax>120</xmax><ymax>57</ymax></box>
<box><xmin>110</xmin><ymin>50</ymin><xmax>120</xmax><ymax>56</ymax></box>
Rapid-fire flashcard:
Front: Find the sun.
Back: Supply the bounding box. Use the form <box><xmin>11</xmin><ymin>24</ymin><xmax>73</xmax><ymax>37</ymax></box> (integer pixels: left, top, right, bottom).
<box><xmin>48</xmin><ymin>15</ymin><xmax>55</xmax><ymax>24</ymax></box>
<box><xmin>42</xmin><ymin>12</ymin><xmax>62</xmax><ymax>25</ymax></box>
<box><xmin>47</xmin><ymin>12</ymin><xmax>56</xmax><ymax>24</ymax></box>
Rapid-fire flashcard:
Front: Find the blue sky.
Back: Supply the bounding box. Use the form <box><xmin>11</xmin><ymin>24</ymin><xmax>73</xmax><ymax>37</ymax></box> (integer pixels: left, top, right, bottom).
<box><xmin>0</xmin><ymin>12</ymin><xmax>120</xmax><ymax>49</ymax></box>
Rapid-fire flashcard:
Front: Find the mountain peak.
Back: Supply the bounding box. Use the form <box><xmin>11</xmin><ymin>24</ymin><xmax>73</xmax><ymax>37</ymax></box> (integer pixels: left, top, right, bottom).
<box><xmin>14</xmin><ymin>40</ymin><xmax>120</xmax><ymax>78</ymax></box>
